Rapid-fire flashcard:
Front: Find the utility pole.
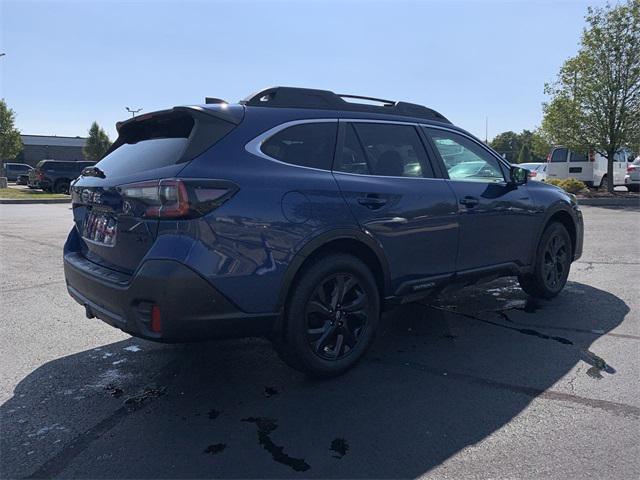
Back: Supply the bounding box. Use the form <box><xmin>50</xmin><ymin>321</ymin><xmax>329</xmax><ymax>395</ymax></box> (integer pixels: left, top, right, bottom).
<box><xmin>125</xmin><ymin>107</ymin><xmax>142</xmax><ymax>117</ymax></box>
<box><xmin>485</xmin><ymin>116</ymin><xmax>489</xmax><ymax>144</ymax></box>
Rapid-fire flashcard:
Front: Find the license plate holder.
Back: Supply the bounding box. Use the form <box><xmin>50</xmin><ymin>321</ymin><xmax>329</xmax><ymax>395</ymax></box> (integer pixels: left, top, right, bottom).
<box><xmin>83</xmin><ymin>211</ymin><xmax>117</xmax><ymax>247</ymax></box>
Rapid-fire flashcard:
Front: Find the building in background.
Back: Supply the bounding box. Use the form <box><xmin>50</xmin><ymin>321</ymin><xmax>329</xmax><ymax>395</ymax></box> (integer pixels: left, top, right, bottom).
<box><xmin>16</xmin><ymin>135</ymin><xmax>87</xmax><ymax>167</ymax></box>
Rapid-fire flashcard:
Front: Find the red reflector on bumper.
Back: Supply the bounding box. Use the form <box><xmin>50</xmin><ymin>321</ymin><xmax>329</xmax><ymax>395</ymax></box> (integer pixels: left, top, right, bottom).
<box><xmin>150</xmin><ymin>305</ymin><xmax>162</xmax><ymax>333</ymax></box>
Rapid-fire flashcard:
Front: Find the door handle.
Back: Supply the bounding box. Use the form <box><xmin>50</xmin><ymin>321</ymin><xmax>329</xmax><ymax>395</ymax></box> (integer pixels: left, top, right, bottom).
<box><xmin>459</xmin><ymin>196</ymin><xmax>479</xmax><ymax>207</ymax></box>
<box><xmin>357</xmin><ymin>195</ymin><xmax>388</xmax><ymax>210</ymax></box>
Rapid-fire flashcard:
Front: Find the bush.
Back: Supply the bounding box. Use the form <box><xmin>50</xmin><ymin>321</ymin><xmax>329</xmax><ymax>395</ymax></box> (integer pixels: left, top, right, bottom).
<box><xmin>546</xmin><ymin>178</ymin><xmax>587</xmax><ymax>194</ymax></box>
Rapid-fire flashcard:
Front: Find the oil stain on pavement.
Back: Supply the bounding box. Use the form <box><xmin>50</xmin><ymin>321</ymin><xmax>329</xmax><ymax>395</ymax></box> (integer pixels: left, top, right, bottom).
<box><xmin>242</xmin><ymin>417</ymin><xmax>310</xmax><ymax>472</ymax></box>
<box><xmin>330</xmin><ymin>438</ymin><xmax>349</xmax><ymax>459</ymax></box>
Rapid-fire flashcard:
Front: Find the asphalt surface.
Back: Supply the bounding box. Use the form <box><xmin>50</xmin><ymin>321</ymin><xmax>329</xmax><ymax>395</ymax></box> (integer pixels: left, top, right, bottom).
<box><xmin>1</xmin><ymin>203</ymin><xmax>638</xmax><ymax>479</ymax></box>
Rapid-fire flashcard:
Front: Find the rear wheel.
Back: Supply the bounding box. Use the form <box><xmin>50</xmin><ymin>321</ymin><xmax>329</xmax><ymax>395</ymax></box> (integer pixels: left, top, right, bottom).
<box><xmin>599</xmin><ymin>175</ymin><xmax>609</xmax><ymax>191</ymax></box>
<box><xmin>273</xmin><ymin>254</ymin><xmax>379</xmax><ymax>378</ymax></box>
<box><xmin>628</xmin><ymin>184</ymin><xmax>639</xmax><ymax>193</ymax></box>
<box><xmin>518</xmin><ymin>222</ymin><xmax>572</xmax><ymax>299</ymax></box>
<box><xmin>54</xmin><ymin>180</ymin><xmax>70</xmax><ymax>194</ymax></box>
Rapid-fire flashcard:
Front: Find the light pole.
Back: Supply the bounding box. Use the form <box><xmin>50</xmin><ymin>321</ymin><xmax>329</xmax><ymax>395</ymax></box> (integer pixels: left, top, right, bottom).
<box><xmin>125</xmin><ymin>107</ymin><xmax>142</xmax><ymax>117</ymax></box>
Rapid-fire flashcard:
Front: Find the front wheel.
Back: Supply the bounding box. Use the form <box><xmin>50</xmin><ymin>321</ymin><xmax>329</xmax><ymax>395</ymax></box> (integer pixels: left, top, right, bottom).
<box><xmin>273</xmin><ymin>254</ymin><xmax>380</xmax><ymax>378</ymax></box>
<box><xmin>518</xmin><ymin>222</ymin><xmax>572</xmax><ymax>299</ymax></box>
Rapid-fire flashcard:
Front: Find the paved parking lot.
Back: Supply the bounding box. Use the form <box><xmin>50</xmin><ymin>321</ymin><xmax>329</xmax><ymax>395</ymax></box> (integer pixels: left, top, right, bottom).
<box><xmin>1</xmin><ymin>203</ymin><xmax>638</xmax><ymax>479</ymax></box>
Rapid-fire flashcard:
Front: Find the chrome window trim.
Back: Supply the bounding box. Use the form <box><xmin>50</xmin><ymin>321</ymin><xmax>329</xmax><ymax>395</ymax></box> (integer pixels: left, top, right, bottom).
<box><xmin>244</xmin><ymin>118</ymin><xmax>338</xmax><ymax>173</ymax></box>
<box><xmin>244</xmin><ymin>117</ymin><xmax>508</xmax><ymax>180</ymax></box>
<box><xmin>339</xmin><ymin>118</ymin><xmax>419</xmax><ymax>127</ymax></box>
<box><xmin>333</xmin><ymin>170</ymin><xmax>446</xmax><ymax>181</ymax></box>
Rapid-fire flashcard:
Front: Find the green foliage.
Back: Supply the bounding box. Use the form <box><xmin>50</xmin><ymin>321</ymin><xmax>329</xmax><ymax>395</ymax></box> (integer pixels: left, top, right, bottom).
<box><xmin>541</xmin><ymin>0</ymin><xmax>640</xmax><ymax>192</ymax></box>
<box><xmin>83</xmin><ymin>122</ymin><xmax>112</xmax><ymax>161</ymax></box>
<box><xmin>0</xmin><ymin>99</ymin><xmax>23</xmax><ymax>161</ymax></box>
<box><xmin>516</xmin><ymin>143</ymin><xmax>532</xmax><ymax>164</ymax></box>
<box><xmin>546</xmin><ymin>178</ymin><xmax>588</xmax><ymax>194</ymax></box>
<box><xmin>490</xmin><ymin>131</ymin><xmax>519</xmax><ymax>163</ymax></box>
<box><xmin>490</xmin><ymin>129</ymin><xmax>550</xmax><ymax>163</ymax></box>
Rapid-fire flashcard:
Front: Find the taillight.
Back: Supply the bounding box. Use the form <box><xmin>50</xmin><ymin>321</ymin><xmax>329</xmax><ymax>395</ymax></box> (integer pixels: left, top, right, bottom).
<box><xmin>119</xmin><ymin>178</ymin><xmax>238</xmax><ymax>219</ymax></box>
<box><xmin>546</xmin><ymin>153</ymin><xmax>551</xmax><ymax>163</ymax></box>
<box><xmin>628</xmin><ymin>166</ymin><xmax>637</xmax><ymax>173</ymax></box>
<box><xmin>528</xmin><ymin>171</ymin><xmax>537</xmax><ymax>177</ymax></box>
<box><xmin>589</xmin><ymin>151</ymin><xmax>595</xmax><ymax>162</ymax></box>
<box><xmin>36</xmin><ymin>170</ymin><xmax>45</xmax><ymax>181</ymax></box>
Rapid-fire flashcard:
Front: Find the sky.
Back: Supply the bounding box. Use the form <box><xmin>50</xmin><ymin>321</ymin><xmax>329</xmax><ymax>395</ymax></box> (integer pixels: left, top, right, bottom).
<box><xmin>0</xmin><ymin>0</ymin><xmax>608</xmax><ymax>141</ymax></box>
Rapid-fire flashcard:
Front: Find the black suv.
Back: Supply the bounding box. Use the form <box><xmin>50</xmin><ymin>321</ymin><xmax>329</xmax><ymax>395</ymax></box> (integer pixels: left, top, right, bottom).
<box><xmin>29</xmin><ymin>160</ymin><xmax>96</xmax><ymax>193</ymax></box>
<box><xmin>64</xmin><ymin>87</ymin><xmax>584</xmax><ymax>377</ymax></box>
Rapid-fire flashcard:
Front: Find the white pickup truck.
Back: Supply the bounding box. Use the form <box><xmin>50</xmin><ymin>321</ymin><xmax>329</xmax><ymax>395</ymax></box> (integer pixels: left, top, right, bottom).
<box><xmin>546</xmin><ymin>147</ymin><xmax>632</xmax><ymax>189</ymax></box>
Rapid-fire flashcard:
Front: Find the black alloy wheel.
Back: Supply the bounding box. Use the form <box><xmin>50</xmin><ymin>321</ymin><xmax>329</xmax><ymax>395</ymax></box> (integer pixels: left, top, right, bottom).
<box><xmin>305</xmin><ymin>273</ymin><xmax>370</xmax><ymax>361</ymax></box>
<box><xmin>541</xmin><ymin>231</ymin><xmax>569</xmax><ymax>291</ymax></box>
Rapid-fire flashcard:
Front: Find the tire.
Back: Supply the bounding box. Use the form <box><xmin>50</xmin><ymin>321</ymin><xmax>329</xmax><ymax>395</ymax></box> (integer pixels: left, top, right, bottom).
<box><xmin>54</xmin><ymin>181</ymin><xmax>70</xmax><ymax>194</ymax></box>
<box><xmin>628</xmin><ymin>184</ymin><xmax>639</xmax><ymax>193</ymax></box>
<box><xmin>518</xmin><ymin>222</ymin><xmax>572</xmax><ymax>299</ymax></box>
<box><xmin>273</xmin><ymin>254</ymin><xmax>380</xmax><ymax>378</ymax></box>
<box><xmin>599</xmin><ymin>175</ymin><xmax>609</xmax><ymax>191</ymax></box>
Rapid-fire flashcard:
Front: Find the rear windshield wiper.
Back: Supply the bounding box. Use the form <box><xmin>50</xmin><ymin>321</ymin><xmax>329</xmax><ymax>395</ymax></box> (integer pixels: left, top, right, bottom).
<box><xmin>82</xmin><ymin>166</ymin><xmax>106</xmax><ymax>178</ymax></box>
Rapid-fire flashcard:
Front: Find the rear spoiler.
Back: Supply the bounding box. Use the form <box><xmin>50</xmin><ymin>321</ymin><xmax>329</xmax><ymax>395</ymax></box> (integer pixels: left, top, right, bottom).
<box><xmin>115</xmin><ymin>104</ymin><xmax>245</xmax><ymax>133</ymax></box>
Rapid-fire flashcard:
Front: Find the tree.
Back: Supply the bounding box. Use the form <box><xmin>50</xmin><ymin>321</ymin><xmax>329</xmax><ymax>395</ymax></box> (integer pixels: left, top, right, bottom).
<box><xmin>529</xmin><ymin>128</ymin><xmax>553</xmax><ymax>162</ymax></box>
<box><xmin>489</xmin><ymin>131</ymin><xmax>520</xmax><ymax>162</ymax></box>
<box><xmin>542</xmin><ymin>1</ymin><xmax>640</xmax><ymax>192</ymax></box>
<box><xmin>517</xmin><ymin>143</ymin><xmax>532</xmax><ymax>164</ymax></box>
<box><xmin>490</xmin><ymin>129</ymin><xmax>550</xmax><ymax>163</ymax></box>
<box><xmin>83</xmin><ymin>122</ymin><xmax>112</xmax><ymax>161</ymax></box>
<box><xmin>0</xmin><ymin>99</ymin><xmax>23</xmax><ymax>162</ymax></box>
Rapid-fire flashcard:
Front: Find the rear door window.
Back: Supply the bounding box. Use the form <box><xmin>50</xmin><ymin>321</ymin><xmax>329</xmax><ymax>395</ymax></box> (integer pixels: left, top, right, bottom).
<box><xmin>335</xmin><ymin>122</ymin><xmax>433</xmax><ymax>178</ymax></box>
<box><xmin>261</xmin><ymin>122</ymin><xmax>337</xmax><ymax>170</ymax></box>
<box><xmin>334</xmin><ymin>124</ymin><xmax>370</xmax><ymax>174</ymax></box>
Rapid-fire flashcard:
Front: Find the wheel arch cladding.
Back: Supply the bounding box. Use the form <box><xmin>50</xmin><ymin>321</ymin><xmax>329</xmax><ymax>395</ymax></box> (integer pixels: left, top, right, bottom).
<box><xmin>547</xmin><ymin>210</ymin><xmax>577</xmax><ymax>257</ymax></box>
<box><xmin>277</xmin><ymin>235</ymin><xmax>389</xmax><ymax>312</ymax></box>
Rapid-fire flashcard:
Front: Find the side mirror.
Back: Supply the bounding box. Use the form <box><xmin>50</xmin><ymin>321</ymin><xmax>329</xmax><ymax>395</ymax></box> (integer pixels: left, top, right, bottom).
<box><xmin>510</xmin><ymin>166</ymin><xmax>528</xmax><ymax>185</ymax></box>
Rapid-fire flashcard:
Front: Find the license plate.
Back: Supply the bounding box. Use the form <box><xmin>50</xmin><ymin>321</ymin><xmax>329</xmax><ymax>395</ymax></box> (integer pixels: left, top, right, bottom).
<box><xmin>83</xmin><ymin>212</ymin><xmax>117</xmax><ymax>246</ymax></box>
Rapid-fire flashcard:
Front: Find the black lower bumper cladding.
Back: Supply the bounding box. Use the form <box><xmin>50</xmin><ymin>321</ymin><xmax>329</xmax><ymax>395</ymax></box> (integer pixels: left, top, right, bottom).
<box><xmin>64</xmin><ymin>252</ymin><xmax>276</xmax><ymax>342</ymax></box>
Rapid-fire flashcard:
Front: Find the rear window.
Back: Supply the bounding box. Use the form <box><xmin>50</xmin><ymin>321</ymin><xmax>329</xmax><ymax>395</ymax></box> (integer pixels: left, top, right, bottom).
<box><xmin>261</xmin><ymin>122</ymin><xmax>337</xmax><ymax>170</ymax></box>
<box><xmin>94</xmin><ymin>111</ymin><xmax>233</xmax><ymax>178</ymax></box>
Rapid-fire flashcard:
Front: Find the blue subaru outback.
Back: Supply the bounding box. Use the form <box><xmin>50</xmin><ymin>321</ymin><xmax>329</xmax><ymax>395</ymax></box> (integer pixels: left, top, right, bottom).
<box><xmin>64</xmin><ymin>87</ymin><xmax>583</xmax><ymax>377</ymax></box>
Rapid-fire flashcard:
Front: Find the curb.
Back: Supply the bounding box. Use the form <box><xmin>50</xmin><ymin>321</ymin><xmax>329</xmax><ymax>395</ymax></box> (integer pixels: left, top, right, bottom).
<box><xmin>577</xmin><ymin>197</ymin><xmax>640</xmax><ymax>207</ymax></box>
<box><xmin>0</xmin><ymin>198</ymin><xmax>71</xmax><ymax>204</ymax></box>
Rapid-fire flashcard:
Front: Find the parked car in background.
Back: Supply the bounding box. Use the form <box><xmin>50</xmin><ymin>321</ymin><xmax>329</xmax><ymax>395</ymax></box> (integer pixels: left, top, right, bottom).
<box><xmin>546</xmin><ymin>146</ymin><xmax>631</xmax><ymax>188</ymax></box>
<box><xmin>16</xmin><ymin>173</ymin><xmax>30</xmax><ymax>185</ymax></box>
<box><xmin>28</xmin><ymin>160</ymin><xmax>96</xmax><ymax>194</ymax></box>
<box><xmin>519</xmin><ymin>162</ymin><xmax>547</xmax><ymax>182</ymax></box>
<box><xmin>63</xmin><ymin>86</ymin><xmax>583</xmax><ymax>377</ymax></box>
<box><xmin>2</xmin><ymin>163</ymin><xmax>33</xmax><ymax>181</ymax></box>
<box><xmin>625</xmin><ymin>156</ymin><xmax>640</xmax><ymax>192</ymax></box>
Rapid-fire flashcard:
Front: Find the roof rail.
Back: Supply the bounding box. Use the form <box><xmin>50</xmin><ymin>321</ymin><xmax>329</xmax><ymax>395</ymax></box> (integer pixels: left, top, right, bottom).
<box><xmin>240</xmin><ymin>86</ymin><xmax>450</xmax><ymax>124</ymax></box>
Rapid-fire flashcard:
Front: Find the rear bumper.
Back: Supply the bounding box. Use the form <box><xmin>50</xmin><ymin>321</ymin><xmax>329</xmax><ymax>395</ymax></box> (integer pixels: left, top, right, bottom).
<box><xmin>64</xmin><ymin>252</ymin><xmax>277</xmax><ymax>342</ymax></box>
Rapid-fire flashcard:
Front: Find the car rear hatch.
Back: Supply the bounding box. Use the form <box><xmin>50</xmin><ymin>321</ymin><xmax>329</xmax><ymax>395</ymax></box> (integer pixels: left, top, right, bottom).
<box><xmin>70</xmin><ymin>105</ymin><xmax>243</xmax><ymax>274</ymax></box>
